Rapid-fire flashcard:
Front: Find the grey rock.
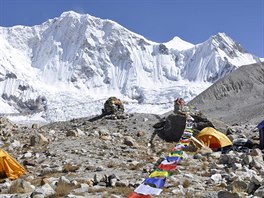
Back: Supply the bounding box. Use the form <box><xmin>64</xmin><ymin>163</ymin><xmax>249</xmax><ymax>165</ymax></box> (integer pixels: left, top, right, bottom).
<box><xmin>232</xmin><ymin>163</ymin><xmax>242</xmax><ymax>170</ymax></box>
<box><xmin>9</xmin><ymin>179</ymin><xmax>35</xmax><ymax>194</ymax></box>
<box><xmin>123</xmin><ymin>136</ymin><xmax>138</xmax><ymax>147</ymax></box>
<box><xmin>66</xmin><ymin>130</ymin><xmax>78</xmax><ymax>137</ymax></box>
<box><xmin>250</xmin><ymin>148</ymin><xmax>263</xmax><ymax>157</ymax></box>
<box><xmin>252</xmin><ymin>175</ymin><xmax>263</xmax><ymax>185</ymax></box>
<box><xmin>227</xmin><ymin>180</ymin><xmax>248</xmax><ymax>192</ymax></box>
<box><xmin>217</xmin><ymin>191</ymin><xmax>240</xmax><ymax>198</ymax></box>
<box><xmin>211</xmin><ymin>174</ymin><xmax>222</xmax><ymax>184</ymax></box>
<box><xmin>243</xmin><ymin>154</ymin><xmax>253</xmax><ymax>165</ymax></box>
<box><xmin>254</xmin><ymin>185</ymin><xmax>264</xmax><ymax>197</ymax></box>
<box><xmin>73</xmin><ymin>183</ymin><xmax>89</xmax><ymax>194</ymax></box>
<box><xmin>33</xmin><ymin>183</ymin><xmax>55</xmax><ymax>197</ymax></box>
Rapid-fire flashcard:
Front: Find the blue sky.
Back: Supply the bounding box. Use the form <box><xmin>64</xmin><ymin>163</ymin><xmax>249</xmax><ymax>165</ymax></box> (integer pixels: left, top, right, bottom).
<box><xmin>0</xmin><ymin>0</ymin><xmax>263</xmax><ymax>57</ymax></box>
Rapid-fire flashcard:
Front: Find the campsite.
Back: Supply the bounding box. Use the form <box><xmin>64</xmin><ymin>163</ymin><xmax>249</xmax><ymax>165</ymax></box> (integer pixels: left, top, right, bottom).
<box><xmin>0</xmin><ymin>1</ymin><xmax>263</xmax><ymax>197</ymax></box>
<box><xmin>0</xmin><ymin>97</ymin><xmax>263</xmax><ymax>197</ymax></box>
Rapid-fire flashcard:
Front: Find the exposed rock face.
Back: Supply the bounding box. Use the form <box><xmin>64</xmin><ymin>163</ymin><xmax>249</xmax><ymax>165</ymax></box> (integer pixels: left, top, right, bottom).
<box><xmin>189</xmin><ymin>62</ymin><xmax>264</xmax><ymax>125</ymax></box>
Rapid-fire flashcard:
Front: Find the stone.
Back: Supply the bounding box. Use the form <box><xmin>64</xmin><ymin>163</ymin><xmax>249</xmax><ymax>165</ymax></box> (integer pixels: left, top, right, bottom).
<box><xmin>251</xmin><ymin>175</ymin><xmax>263</xmax><ymax>185</ymax></box>
<box><xmin>250</xmin><ymin>148</ymin><xmax>263</xmax><ymax>157</ymax></box>
<box><xmin>209</xmin><ymin>152</ymin><xmax>221</xmax><ymax>159</ymax></box>
<box><xmin>10</xmin><ymin>140</ymin><xmax>21</xmax><ymax>148</ymax></box>
<box><xmin>217</xmin><ymin>191</ymin><xmax>240</xmax><ymax>198</ymax></box>
<box><xmin>110</xmin><ymin>178</ymin><xmax>117</xmax><ymax>187</ymax></box>
<box><xmin>254</xmin><ymin>185</ymin><xmax>264</xmax><ymax>197</ymax></box>
<box><xmin>9</xmin><ymin>179</ymin><xmax>35</xmax><ymax>193</ymax></box>
<box><xmin>116</xmin><ymin>180</ymin><xmax>129</xmax><ymax>187</ymax></box>
<box><xmin>227</xmin><ymin>180</ymin><xmax>248</xmax><ymax>192</ymax></box>
<box><xmin>59</xmin><ymin>176</ymin><xmax>71</xmax><ymax>184</ymax></box>
<box><xmin>0</xmin><ymin>181</ymin><xmax>11</xmax><ymax>193</ymax></box>
<box><xmin>232</xmin><ymin>163</ymin><xmax>242</xmax><ymax>170</ymax></box>
<box><xmin>123</xmin><ymin>136</ymin><xmax>137</xmax><ymax>147</ymax></box>
<box><xmin>31</xmin><ymin>191</ymin><xmax>45</xmax><ymax>198</ymax></box>
<box><xmin>96</xmin><ymin>166</ymin><xmax>104</xmax><ymax>171</ymax></box>
<box><xmin>76</xmin><ymin>128</ymin><xmax>85</xmax><ymax>136</ymax></box>
<box><xmin>24</xmin><ymin>152</ymin><xmax>32</xmax><ymax>158</ymax></box>
<box><xmin>252</xmin><ymin>157</ymin><xmax>264</xmax><ymax>170</ymax></box>
<box><xmin>33</xmin><ymin>183</ymin><xmax>55</xmax><ymax>197</ymax></box>
<box><xmin>210</xmin><ymin>174</ymin><xmax>222</xmax><ymax>184</ymax></box>
<box><xmin>193</xmin><ymin>153</ymin><xmax>203</xmax><ymax>159</ymax></box>
<box><xmin>73</xmin><ymin>183</ymin><xmax>89</xmax><ymax>194</ymax></box>
<box><xmin>32</xmin><ymin>124</ymin><xmax>38</xmax><ymax>129</ymax></box>
<box><xmin>137</xmin><ymin>131</ymin><xmax>145</xmax><ymax>137</ymax></box>
<box><xmin>199</xmin><ymin>146</ymin><xmax>213</xmax><ymax>156</ymax></box>
<box><xmin>247</xmin><ymin>181</ymin><xmax>259</xmax><ymax>194</ymax></box>
<box><xmin>65</xmin><ymin>194</ymin><xmax>85</xmax><ymax>198</ymax></box>
<box><xmin>66</xmin><ymin>130</ymin><xmax>78</xmax><ymax>137</ymax></box>
<box><xmin>242</xmin><ymin>154</ymin><xmax>253</xmax><ymax>165</ymax></box>
<box><xmin>100</xmin><ymin>135</ymin><xmax>112</xmax><ymax>141</ymax></box>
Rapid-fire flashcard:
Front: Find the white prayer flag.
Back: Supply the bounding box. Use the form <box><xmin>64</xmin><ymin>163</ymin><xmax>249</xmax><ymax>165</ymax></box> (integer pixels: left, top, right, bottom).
<box><xmin>135</xmin><ymin>184</ymin><xmax>163</xmax><ymax>195</ymax></box>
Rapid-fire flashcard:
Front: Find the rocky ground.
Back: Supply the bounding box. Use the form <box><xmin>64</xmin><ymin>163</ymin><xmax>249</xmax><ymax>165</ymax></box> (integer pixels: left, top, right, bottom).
<box><xmin>0</xmin><ymin>110</ymin><xmax>264</xmax><ymax>198</ymax></box>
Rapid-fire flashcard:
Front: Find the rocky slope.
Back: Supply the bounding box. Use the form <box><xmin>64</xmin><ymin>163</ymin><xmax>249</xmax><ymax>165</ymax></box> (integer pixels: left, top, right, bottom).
<box><xmin>189</xmin><ymin>62</ymin><xmax>264</xmax><ymax>125</ymax></box>
<box><xmin>0</xmin><ymin>108</ymin><xmax>263</xmax><ymax>197</ymax></box>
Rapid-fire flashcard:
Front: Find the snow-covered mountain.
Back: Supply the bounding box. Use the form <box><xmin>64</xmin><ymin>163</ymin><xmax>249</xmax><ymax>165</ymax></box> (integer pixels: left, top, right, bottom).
<box><xmin>0</xmin><ymin>11</ymin><xmax>261</xmax><ymax>123</ymax></box>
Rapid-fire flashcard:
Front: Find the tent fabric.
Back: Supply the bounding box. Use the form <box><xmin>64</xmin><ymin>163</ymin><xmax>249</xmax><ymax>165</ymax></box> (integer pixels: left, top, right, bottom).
<box><xmin>195</xmin><ymin>127</ymin><xmax>232</xmax><ymax>149</ymax></box>
<box><xmin>143</xmin><ymin>177</ymin><xmax>166</xmax><ymax>188</ymax></box>
<box><xmin>257</xmin><ymin>120</ymin><xmax>264</xmax><ymax>129</ymax></box>
<box><xmin>127</xmin><ymin>192</ymin><xmax>152</xmax><ymax>198</ymax></box>
<box><xmin>0</xmin><ymin>149</ymin><xmax>26</xmax><ymax>179</ymax></box>
<box><xmin>257</xmin><ymin>120</ymin><xmax>264</xmax><ymax>149</ymax></box>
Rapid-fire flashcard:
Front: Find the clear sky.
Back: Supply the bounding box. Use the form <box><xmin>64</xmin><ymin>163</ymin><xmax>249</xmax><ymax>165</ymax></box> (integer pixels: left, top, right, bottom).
<box><xmin>0</xmin><ymin>0</ymin><xmax>263</xmax><ymax>57</ymax></box>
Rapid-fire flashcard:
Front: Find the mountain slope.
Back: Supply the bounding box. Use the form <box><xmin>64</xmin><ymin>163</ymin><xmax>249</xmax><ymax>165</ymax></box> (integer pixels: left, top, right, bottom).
<box><xmin>0</xmin><ymin>11</ymin><xmax>261</xmax><ymax>122</ymax></box>
<box><xmin>189</xmin><ymin>62</ymin><xmax>264</xmax><ymax>125</ymax></box>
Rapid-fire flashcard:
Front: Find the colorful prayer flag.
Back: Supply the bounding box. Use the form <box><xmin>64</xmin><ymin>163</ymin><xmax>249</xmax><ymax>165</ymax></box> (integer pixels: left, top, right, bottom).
<box><xmin>143</xmin><ymin>177</ymin><xmax>166</xmax><ymax>188</ymax></box>
<box><xmin>127</xmin><ymin>191</ymin><xmax>152</xmax><ymax>198</ymax></box>
<box><xmin>135</xmin><ymin>184</ymin><xmax>163</xmax><ymax>195</ymax></box>
<box><xmin>166</xmin><ymin>156</ymin><xmax>182</xmax><ymax>163</ymax></box>
<box><xmin>149</xmin><ymin>170</ymin><xmax>169</xmax><ymax>178</ymax></box>
<box><xmin>158</xmin><ymin>163</ymin><xmax>177</xmax><ymax>171</ymax></box>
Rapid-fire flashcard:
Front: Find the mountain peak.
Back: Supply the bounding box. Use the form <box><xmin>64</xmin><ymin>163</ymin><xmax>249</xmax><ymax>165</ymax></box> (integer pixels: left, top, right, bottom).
<box><xmin>164</xmin><ymin>36</ymin><xmax>194</xmax><ymax>51</ymax></box>
<box><xmin>60</xmin><ymin>11</ymin><xmax>82</xmax><ymax>19</ymax></box>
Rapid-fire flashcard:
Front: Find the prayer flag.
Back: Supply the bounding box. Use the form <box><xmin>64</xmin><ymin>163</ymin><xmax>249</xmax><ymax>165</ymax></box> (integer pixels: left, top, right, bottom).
<box><xmin>135</xmin><ymin>184</ymin><xmax>163</xmax><ymax>195</ymax></box>
<box><xmin>158</xmin><ymin>163</ymin><xmax>177</xmax><ymax>171</ymax></box>
<box><xmin>127</xmin><ymin>191</ymin><xmax>152</xmax><ymax>198</ymax></box>
<box><xmin>166</xmin><ymin>156</ymin><xmax>182</xmax><ymax>163</ymax></box>
<box><xmin>143</xmin><ymin>177</ymin><xmax>166</xmax><ymax>188</ymax></box>
<box><xmin>149</xmin><ymin>170</ymin><xmax>169</xmax><ymax>178</ymax></box>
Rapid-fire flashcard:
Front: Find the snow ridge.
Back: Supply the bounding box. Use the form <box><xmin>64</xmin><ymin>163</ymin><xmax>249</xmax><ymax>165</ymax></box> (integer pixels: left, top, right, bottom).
<box><xmin>0</xmin><ymin>11</ymin><xmax>261</xmax><ymax>123</ymax></box>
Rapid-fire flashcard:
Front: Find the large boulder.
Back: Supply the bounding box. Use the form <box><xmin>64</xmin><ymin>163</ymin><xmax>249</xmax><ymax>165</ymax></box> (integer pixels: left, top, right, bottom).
<box><xmin>155</xmin><ymin>113</ymin><xmax>187</xmax><ymax>142</ymax></box>
<box><xmin>102</xmin><ymin>97</ymin><xmax>124</xmax><ymax>115</ymax></box>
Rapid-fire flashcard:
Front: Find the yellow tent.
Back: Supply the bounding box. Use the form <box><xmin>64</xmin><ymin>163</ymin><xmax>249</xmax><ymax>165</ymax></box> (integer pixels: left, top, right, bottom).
<box><xmin>195</xmin><ymin>127</ymin><xmax>232</xmax><ymax>150</ymax></box>
<box><xmin>0</xmin><ymin>149</ymin><xmax>26</xmax><ymax>179</ymax></box>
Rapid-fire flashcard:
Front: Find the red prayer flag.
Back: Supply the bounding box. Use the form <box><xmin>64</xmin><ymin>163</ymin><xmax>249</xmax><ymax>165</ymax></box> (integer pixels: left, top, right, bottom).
<box><xmin>158</xmin><ymin>163</ymin><xmax>177</xmax><ymax>171</ymax></box>
<box><xmin>127</xmin><ymin>191</ymin><xmax>152</xmax><ymax>198</ymax></box>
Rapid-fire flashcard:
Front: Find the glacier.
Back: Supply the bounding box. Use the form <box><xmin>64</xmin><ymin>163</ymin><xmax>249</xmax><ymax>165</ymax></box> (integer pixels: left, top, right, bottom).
<box><xmin>0</xmin><ymin>11</ymin><xmax>261</xmax><ymax>124</ymax></box>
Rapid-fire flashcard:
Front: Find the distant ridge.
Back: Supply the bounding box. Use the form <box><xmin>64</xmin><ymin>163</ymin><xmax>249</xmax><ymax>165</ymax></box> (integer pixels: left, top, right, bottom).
<box><xmin>189</xmin><ymin>62</ymin><xmax>264</xmax><ymax>125</ymax></box>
